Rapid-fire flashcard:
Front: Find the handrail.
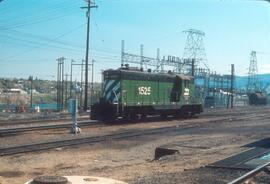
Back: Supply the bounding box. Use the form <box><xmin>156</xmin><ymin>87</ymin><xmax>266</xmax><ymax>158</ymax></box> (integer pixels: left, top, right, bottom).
<box><xmin>228</xmin><ymin>160</ymin><xmax>270</xmax><ymax>184</ymax></box>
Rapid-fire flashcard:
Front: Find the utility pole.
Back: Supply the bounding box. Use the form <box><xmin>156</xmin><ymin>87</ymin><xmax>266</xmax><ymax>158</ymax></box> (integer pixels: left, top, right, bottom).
<box><xmin>70</xmin><ymin>60</ymin><xmax>74</xmax><ymax>99</ymax></box>
<box><xmin>191</xmin><ymin>59</ymin><xmax>195</xmax><ymax>77</ymax></box>
<box><xmin>57</xmin><ymin>61</ymin><xmax>60</xmax><ymax>111</ymax></box>
<box><xmin>29</xmin><ymin>76</ymin><xmax>33</xmax><ymax>109</ymax></box>
<box><xmin>230</xmin><ymin>64</ymin><xmax>235</xmax><ymax>108</ymax></box>
<box><xmin>90</xmin><ymin>59</ymin><xmax>95</xmax><ymax>106</ymax></box>
<box><xmin>121</xmin><ymin>40</ymin><xmax>125</xmax><ymax>66</ymax></box>
<box><xmin>65</xmin><ymin>73</ymin><xmax>69</xmax><ymax>108</ymax></box>
<box><xmin>61</xmin><ymin>61</ymin><xmax>64</xmax><ymax>110</ymax></box>
<box><xmin>140</xmin><ymin>44</ymin><xmax>144</xmax><ymax>70</ymax></box>
<box><xmin>57</xmin><ymin>57</ymin><xmax>65</xmax><ymax>111</ymax></box>
<box><xmin>70</xmin><ymin>60</ymin><xmax>87</xmax><ymax>108</ymax></box>
<box><xmin>156</xmin><ymin>48</ymin><xmax>160</xmax><ymax>71</ymax></box>
<box><xmin>221</xmin><ymin>76</ymin><xmax>224</xmax><ymax>106</ymax></box>
<box><xmin>80</xmin><ymin>60</ymin><xmax>84</xmax><ymax>108</ymax></box>
<box><xmin>81</xmin><ymin>0</ymin><xmax>98</xmax><ymax>111</ymax></box>
<box><xmin>226</xmin><ymin>76</ymin><xmax>230</xmax><ymax>109</ymax></box>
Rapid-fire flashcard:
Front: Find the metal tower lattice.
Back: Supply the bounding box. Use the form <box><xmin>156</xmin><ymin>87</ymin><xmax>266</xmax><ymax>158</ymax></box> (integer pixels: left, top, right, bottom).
<box><xmin>182</xmin><ymin>29</ymin><xmax>209</xmax><ymax>74</ymax></box>
<box><xmin>247</xmin><ymin>51</ymin><xmax>259</xmax><ymax>92</ymax></box>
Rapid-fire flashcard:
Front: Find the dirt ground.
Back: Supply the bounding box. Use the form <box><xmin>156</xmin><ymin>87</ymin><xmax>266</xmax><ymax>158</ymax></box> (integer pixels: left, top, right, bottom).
<box><xmin>0</xmin><ymin>106</ymin><xmax>270</xmax><ymax>184</ymax></box>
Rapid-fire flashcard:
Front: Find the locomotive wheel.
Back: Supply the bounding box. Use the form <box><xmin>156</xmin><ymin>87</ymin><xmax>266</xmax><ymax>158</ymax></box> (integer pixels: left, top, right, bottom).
<box><xmin>102</xmin><ymin>116</ymin><xmax>117</xmax><ymax>123</ymax></box>
<box><xmin>140</xmin><ymin>114</ymin><xmax>147</xmax><ymax>120</ymax></box>
<box><xmin>175</xmin><ymin>113</ymin><xmax>181</xmax><ymax>119</ymax></box>
<box><xmin>182</xmin><ymin>112</ymin><xmax>190</xmax><ymax>119</ymax></box>
<box><xmin>130</xmin><ymin>113</ymin><xmax>139</xmax><ymax>120</ymax></box>
<box><xmin>160</xmin><ymin>114</ymin><xmax>167</xmax><ymax>119</ymax></box>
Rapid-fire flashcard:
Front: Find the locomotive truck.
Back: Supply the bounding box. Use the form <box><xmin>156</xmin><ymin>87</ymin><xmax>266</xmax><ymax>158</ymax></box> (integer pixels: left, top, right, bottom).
<box><xmin>91</xmin><ymin>67</ymin><xmax>203</xmax><ymax>121</ymax></box>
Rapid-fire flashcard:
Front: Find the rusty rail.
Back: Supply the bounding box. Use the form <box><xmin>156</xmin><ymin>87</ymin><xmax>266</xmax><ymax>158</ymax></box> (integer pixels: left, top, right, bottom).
<box><xmin>228</xmin><ymin>160</ymin><xmax>270</xmax><ymax>184</ymax></box>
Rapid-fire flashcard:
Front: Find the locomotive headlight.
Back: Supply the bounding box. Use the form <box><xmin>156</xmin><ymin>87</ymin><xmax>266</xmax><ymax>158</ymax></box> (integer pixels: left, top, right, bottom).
<box><xmin>184</xmin><ymin>88</ymin><xmax>190</xmax><ymax>96</ymax></box>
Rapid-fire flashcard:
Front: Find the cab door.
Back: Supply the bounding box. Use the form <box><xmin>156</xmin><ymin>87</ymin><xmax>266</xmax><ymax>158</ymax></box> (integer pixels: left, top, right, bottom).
<box><xmin>170</xmin><ymin>76</ymin><xmax>182</xmax><ymax>102</ymax></box>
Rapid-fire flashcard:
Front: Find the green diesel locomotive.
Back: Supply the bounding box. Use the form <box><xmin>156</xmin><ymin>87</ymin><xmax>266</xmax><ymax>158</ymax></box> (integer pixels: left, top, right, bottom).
<box><xmin>91</xmin><ymin>67</ymin><xmax>203</xmax><ymax>121</ymax></box>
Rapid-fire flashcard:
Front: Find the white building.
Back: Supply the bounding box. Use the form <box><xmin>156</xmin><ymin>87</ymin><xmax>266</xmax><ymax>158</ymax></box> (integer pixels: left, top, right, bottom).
<box><xmin>8</xmin><ymin>88</ymin><xmax>27</xmax><ymax>94</ymax></box>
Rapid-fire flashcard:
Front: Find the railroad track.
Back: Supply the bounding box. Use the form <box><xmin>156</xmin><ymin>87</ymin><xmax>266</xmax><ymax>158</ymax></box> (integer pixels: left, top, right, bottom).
<box><xmin>0</xmin><ymin>114</ymin><xmax>90</xmax><ymax>126</ymax></box>
<box><xmin>228</xmin><ymin>160</ymin><xmax>270</xmax><ymax>184</ymax></box>
<box><xmin>0</xmin><ymin>106</ymin><xmax>266</xmax><ymax>127</ymax></box>
<box><xmin>1</xmin><ymin>111</ymin><xmax>270</xmax><ymax>156</ymax></box>
<box><xmin>0</xmin><ymin>120</ymin><xmax>101</xmax><ymax>136</ymax></box>
<box><xmin>0</xmin><ymin>124</ymin><xmax>200</xmax><ymax>156</ymax></box>
<box><xmin>202</xmin><ymin>107</ymin><xmax>270</xmax><ymax>117</ymax></box>
<box><xmin>0</xmin><ymin>107</ymin><xmax>269</xmax><ymax>136</ymax></box>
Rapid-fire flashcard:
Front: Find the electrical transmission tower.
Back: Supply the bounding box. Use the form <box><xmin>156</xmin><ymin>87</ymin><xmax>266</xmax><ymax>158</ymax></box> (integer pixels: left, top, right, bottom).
<box><xmin>182</xmin><ymin>29</ymin><xmax>209</xmax><ymax>74</ymax></box>
<box><xmin>247</xmin><ymin>51</ymin><xmax>259</xmax><ymax>92</ymax></box>
<box><xmin>182</xmin><ymin>29</ymin><xmax>210</xmax><ymax>100</ymax></box>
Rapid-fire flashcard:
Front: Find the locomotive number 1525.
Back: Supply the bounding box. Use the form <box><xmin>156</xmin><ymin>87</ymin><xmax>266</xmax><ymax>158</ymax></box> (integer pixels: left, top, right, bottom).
<box><xmin>138</xmin><ymin>86</ymin><xmax>151</xmax><ymax>95</ymax></box>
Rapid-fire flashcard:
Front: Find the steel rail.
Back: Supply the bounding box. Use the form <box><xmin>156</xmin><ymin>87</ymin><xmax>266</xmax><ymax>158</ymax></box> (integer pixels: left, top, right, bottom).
<box><xmin>1</xmin><ymin>112</ymin><xmax>270</xmax><ymax>156</ymax></box>
<box><xmin>0</xmin><ymin>115</ymin><xmax>89</xmax><ymax>126</ymax></box>
<box><xmin>228</xmin><ymin>161</ymin><xmax>270</xmax><ymax>184</ymax></box>
<box><xmin>0</xmin><ymin>120</ymin><xmax>100</xmax><ymax>135</ymax></box>
<box><xmin>0</xmin><ymin>112</ymin><xmax>266</xmax><ymax>136</ymax></box>
<box><xmin>0</xmin><ymin>109</ymin><xmax>269</xmax><ymax>137</ymax></box>
<box><xmin>0</xmin><ymin>125</ymin><xmax>195</xmax><ymax>156</ymax></box>
<box><xmin>0</xmin><ymin>107</ymin><xmax>268</xmax><ymax>127</ymax></box>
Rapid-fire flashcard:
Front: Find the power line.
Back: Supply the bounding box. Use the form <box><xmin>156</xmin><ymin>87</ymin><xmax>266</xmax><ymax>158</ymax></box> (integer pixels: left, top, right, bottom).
<box><xmin>0</xmin><ymin>23</ymin><xmax>86</xmax><ymax>61</ymax></box>
<box><xmin>0</xmin><ymin>29</ymin><xmax>122</xmax><ymax>56</ymax></box>
<box><xmin>0</xmin><ymin>30</ymin><xmax>121</xmax><ymax>61</ymax></box>
<box><xmin>256</xmin><ymin>51</ymin><xmax>270</xmax><ymax>55</ymax></box>
<box><xmin>1</xmin><ymin>29</ymin><xmax>85</xmax><ymax>49</ymax></box>
<box><xmin>0</xmin><ymin>33</ymin><xmax>85</xmax><ymax>53</ymax></box>
<box><xmin>0</xmin><ymin>1</ymin><xmax>81</xmax><ymax>23</ymax></box>
<box><xmin>0</xmin><ymin>10</ymin><xmax>81</xmax><ymax>30</ymax></box>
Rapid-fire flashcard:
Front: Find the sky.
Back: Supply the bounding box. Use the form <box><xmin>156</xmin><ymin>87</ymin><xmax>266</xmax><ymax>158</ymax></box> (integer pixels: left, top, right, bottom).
<box><xmin>0</xmin><ymin>0</ymin><xmax>270</xmax><ymax>82</ymax></box>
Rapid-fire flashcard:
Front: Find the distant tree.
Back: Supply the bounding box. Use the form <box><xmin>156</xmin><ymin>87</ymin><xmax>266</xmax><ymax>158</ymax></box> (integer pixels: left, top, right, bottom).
<box><xmin>28</xmin><ymin>76</ymin><xmax>33</xmax><ymax>81</ymax></box>
<box><xmin>5</xmin><ymin>95</ymin><xmax>13</xmax><ymax>105</ymax></box>
<box><xmin>4</xmin><ymin>79</ymin><xmax>14</xmax><ymax>89</ymax></box>
<box><xmin>0</xmin><ymin>81</ymin><xmax>3</xmax><ymax>89</ymax></box>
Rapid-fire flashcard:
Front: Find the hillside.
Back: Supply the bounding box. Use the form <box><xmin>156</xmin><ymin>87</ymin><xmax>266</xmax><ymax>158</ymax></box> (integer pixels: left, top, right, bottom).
<box><xmin>235</xmin><ymin>74</ymin><xmax>270</xmax><ymax>91</ymax></box>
